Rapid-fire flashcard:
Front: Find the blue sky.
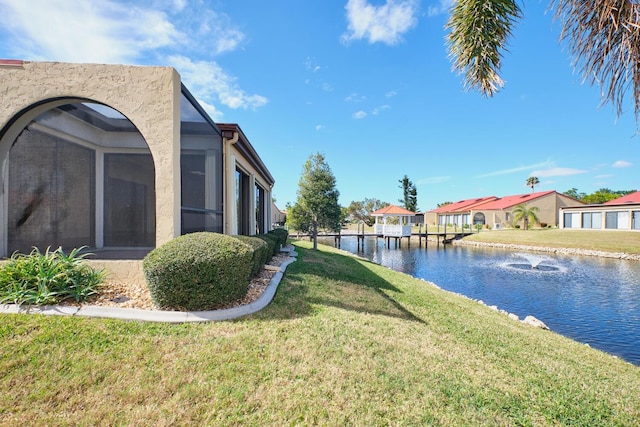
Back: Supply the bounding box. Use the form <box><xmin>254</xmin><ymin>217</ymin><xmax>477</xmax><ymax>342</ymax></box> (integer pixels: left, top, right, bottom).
<box><xmin>1</xmin><ymin>0</ymin><xmax>638</xmax><ymax>211</ymax></box>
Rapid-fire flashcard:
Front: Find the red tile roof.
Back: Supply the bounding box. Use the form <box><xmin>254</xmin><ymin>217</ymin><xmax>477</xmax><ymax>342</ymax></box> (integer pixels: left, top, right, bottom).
<box><xmin>430</xmin><ymin>196</ymin><xmax>498</xmax><ymax>213</ymax></box>
<box><xmin>477</xmin><ymin>190</ymin><xmax>557</xmax><ymax>210</ymax></box>
<box><xmin>371</xmin><ymin>205</ymin><xmax>416</xmax><ymax>216</ymax></box>
<box><xmin>603</xmin><ymin>191</ymin><xmax>640</xmax><ymax>205</ymax></box>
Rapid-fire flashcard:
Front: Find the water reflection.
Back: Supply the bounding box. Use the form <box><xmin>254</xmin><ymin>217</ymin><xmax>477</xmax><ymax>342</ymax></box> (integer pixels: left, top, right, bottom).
<box><xmin>318</xmin><ymin>236</ymin><xmax>640</xmax><ymax>365</ymax></box>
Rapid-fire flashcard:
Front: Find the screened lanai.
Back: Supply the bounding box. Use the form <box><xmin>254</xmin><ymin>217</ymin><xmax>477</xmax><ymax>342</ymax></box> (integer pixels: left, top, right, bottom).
<box><xmin>4</xmin><ymin>88</ymin><xmax>222</xmax><ymax>258</ymax></box>
<box><xmin>0</xmin><ymin>61</ymin><xmax>274</xmax><ymax>277</ymax></box>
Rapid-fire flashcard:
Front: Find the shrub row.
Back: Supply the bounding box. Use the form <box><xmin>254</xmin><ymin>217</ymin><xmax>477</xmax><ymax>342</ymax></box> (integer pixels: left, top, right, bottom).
<box><xmin>143</xmin><ymin>229</ymin><xmax>288</xmax><ymax>311</ymax></box>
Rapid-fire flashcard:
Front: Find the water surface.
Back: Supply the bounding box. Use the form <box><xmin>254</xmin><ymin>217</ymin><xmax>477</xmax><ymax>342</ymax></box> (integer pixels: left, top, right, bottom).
<box><xmin>318</xmin><ymin>236</ymin><xmax>640</xmax><ymax>365</ymax></box>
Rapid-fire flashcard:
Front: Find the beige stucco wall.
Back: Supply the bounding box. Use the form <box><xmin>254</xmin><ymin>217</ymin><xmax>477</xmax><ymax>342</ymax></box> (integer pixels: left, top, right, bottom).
<box><xmin>0</xmin><ymin>61</ymin><xmax>182</xmax><ymax>256</ymax></box>
<box><xmin>475</xmin><ymin>193</ymin><xmax>585</xmax><ymax>228</ymax></box>
<box><xmin>423</xmin><ymin>211</ymin><xmax>437</xmax><ymax>226</ymax></box>
<box><xmin>223</xmin><ymin>134</ymin><xmax>273</xmax><ymax>235</ymax></box>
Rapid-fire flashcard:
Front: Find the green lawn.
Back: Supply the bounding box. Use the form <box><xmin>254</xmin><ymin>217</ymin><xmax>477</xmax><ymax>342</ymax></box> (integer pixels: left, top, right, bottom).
<box><xmin>1</xmin><ymin>239</ymin><xmax>639</xmax><ymax>425</ymax></box>
<box><xmin>462</xmin><ymin>228</ymin><xmax>640</xmax><ymax>254</ymax></box>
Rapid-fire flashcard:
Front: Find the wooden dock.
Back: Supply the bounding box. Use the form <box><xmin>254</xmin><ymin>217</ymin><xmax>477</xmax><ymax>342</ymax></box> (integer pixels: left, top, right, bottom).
<box><xmin>292</xmin><ymin>230</ymin><xmax>476</xmax><ymax>249</ymax></box>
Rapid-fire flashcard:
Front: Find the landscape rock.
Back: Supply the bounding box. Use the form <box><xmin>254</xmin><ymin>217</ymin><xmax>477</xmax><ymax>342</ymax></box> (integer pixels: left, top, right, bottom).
<box><xmin>523</xmin><ymin>315</ymin><xmax>549</xmax><ymax>330</ymax></box>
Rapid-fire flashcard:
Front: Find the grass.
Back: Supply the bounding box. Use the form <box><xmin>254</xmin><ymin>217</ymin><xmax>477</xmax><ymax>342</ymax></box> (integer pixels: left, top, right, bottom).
<box><xmin>462</xmin><ymin>228</ymin><xmax>640</xmax><ymax>254</ymax></box>
<box><xmin>1</xmin><ymin>240</ymin><xmax>639</xmax><ymax>425</ymax></box>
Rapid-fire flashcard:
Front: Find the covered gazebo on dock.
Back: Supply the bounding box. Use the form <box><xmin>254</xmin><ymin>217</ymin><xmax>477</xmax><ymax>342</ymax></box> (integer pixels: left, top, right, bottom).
<box><xmin>370</xmin><ymin>205</ymin><xmax>415</xmax><ymax>246</ymax></box>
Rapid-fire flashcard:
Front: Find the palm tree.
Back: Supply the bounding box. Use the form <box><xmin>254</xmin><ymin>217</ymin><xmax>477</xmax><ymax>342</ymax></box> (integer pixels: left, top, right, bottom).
<box><xmin>446</xmin><ymin>0</ymin><xmax>640</xmax><ymax>127</ymax></box>
<box><xmin>526</xmin><ymin>176</ymin><xmax>540</xmax><ymax>192</ymax></box>
<box><xmin>512</xmin><ymin>204</ymin><xmax>540</xmax><ymax>230</ymax></box>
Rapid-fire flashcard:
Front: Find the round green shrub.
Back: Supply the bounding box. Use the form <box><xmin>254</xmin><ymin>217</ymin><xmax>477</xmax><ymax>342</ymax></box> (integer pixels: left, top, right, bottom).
<box><xmin>268</xmin><ymin>228</ymin><xmax>289</xmax><ymax>247</ymax></box>
<box><xmin>234</xmin><ymin>235</ymin><xmax>270</xmax><ymax>275</ymax></box>
<box><xmin>143</xmin><ymin>232</ymin><xmax>253</xmax><ymax>311</ymax></box>
<box><xmin>258</xmin><ymin>234</ymin><xmax>279</xmax><ymax>257</ymax></box>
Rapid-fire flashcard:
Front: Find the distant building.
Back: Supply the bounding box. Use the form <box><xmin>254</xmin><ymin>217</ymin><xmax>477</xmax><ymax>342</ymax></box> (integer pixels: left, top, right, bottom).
<box><xmin>559</xmin><ymin>191</ymin><xmax>640</xmax><ymax>231</ymax></box>
<box><xmin>371</xmin><ymin>205</ymin><xmax>415</xmax><ymax>237</ymax></box>
<box><xmin>424</xmin><ymin>191</ymin><xmax>584</xmax><ymax>229</ymax></box>
<box><xmin>272</xmin><ymin>202</ymin><xmax>286</xmax><ymax>226</ymax></box>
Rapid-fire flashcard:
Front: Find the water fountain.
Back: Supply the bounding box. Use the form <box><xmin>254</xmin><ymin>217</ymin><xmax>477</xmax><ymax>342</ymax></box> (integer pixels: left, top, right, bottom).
<box><xmin>504</xmin><ymin>252</ymin><xmax>564</xmax><ymax>272</ymax></box>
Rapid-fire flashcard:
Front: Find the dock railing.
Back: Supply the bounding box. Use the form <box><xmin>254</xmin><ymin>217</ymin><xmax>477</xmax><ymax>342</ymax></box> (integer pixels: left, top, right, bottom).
<box><xmin>374</xmin><ymin>224</ymin><xmax>412</xmax><ymax>237</ymax></box>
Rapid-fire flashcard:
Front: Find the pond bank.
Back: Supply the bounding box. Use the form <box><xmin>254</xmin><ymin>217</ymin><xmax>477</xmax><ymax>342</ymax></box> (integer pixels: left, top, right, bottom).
<box><xmin>452</xmin><ymin>238</ymin><xmax>640</xmax><ymax>261</ymax></box>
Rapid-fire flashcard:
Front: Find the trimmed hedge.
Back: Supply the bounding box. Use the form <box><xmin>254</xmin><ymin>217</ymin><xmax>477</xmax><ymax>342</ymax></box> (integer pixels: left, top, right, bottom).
<box><xmin>143</xmin><ymin>232</ymin><xmax>252</xmax><ymax>311</ymax></box>
<box><xmin>258</xmin><ymin>234</ymin><xmax>279</xmax><ymax>257</ymax></box>
<box><xmin>269</xmin><ymin>228</ymin><xmax>289</xmax><ymax>247</ymax></box>
<box><xmin>234</xmin><ymin>235</ymin><xmax>270</xmax><ymax>275</ymax></box>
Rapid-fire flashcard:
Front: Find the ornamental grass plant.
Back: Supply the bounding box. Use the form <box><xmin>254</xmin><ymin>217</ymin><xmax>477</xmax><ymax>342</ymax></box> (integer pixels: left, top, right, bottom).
<box><xmin>0</xmin><ymin>246</ymin><xmax>104</xmax><ymax>306</ymax></box>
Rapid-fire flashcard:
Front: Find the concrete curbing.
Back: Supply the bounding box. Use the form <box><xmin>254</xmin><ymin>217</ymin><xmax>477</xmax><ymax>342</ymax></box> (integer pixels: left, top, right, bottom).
<box><xmin>1</xmin><ymin>246</ymin><xmax>298</xmax><ymax>323</ymax></box>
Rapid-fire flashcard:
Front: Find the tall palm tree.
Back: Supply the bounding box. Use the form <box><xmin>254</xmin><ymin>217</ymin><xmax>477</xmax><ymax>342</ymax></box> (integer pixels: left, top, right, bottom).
<box><xmin>446</xmin><ymin>0</ymin><xmax>640</xmax><ymax>127</ymax></box>
<box><xmin>526</xmin><ymin>176</ymin><xmax>540</xmax><ymax>192</ymax></box>
<box><xmin>512</xmin><ymin>203</ymin><xmax>540</xmax><ymax>230</ymax></box>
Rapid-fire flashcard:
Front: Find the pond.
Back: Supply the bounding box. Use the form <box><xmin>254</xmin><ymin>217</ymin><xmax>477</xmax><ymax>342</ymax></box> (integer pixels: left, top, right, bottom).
<box><xmin>317</xmin><ymin>236</ymin><xmax>640</xmax><ymax>366</ymax></box>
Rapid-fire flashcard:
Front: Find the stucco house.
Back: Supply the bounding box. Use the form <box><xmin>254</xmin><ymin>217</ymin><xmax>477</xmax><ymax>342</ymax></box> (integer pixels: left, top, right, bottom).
<box><xmin>425</xmin><ymin>191</ymin><xmax>584</xmax><ymax>229</ymax></box>
<box><xmin>271</xmin><ymin>202</ymin><xmax>286</xmax><ymax>226</ymax></box>
<box><xmin>559</xmin><ymin>191</ymin><xmax>640</xmax><ymax>231</ymax></box>
<box><xmin>0</xmin><ymin>60</ymin><xmax>275</xmax><ymax>280</ymax></box>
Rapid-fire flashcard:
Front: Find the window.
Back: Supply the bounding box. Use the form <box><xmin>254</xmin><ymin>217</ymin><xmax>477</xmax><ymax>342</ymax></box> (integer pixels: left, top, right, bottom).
<box><xmin>179</xmin><ymin>90</ymin><xmax>224</xmax><ymax>234</ymax></box>
<box><xmin>605</xmin><ymin>212</ymin><xmax>618</xmax><ymax>229</ymax></box>
<box><xmin>104</xmin><ymin>154</ymin><xmax>155</xmax><ymax>247</ymax></box>
<box><xmin>633</xmin><ymin>211</ymin><xmax>640</xmax><ymax>230</ymax></box>
<box><xmin>236</xmin><ymin>168</ymin><xmax>250</xmax><ymax>235</ymax></box>
<box><xmin>8</xmin><ymin>129</ymin><xmax>96</xmax><ymax>253</ymax></box>
<box><xmin>582</xmin><ymin>212</ymin><xmax>602</xmax><ymax>229</ymax></box>
<box><xmin>473</xmin><ymin>212</ymin><xmax>485</xmax><ymax>225</ymax></box>
<box><xmin>255</xmin><ymin>184</ymin><xmax>266</xmax><ymax>235</ymax></box>
<box><xmin>564</xmin><ymin>212</ymin><xmax>572</xmax><ymax>228</ymax></box>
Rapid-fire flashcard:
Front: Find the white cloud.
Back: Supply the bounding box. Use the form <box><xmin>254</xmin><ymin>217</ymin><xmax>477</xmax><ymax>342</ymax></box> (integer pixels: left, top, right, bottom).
<box><xmin>417</xmin><ymin>176</ymin><xmax>451</xmax><ymax>185</ymax></box>
<box><xmin>345</xmin><ymin>93</ymin><xmax>366</xmax><ymax>102</ymax></box>
<box><xmin>0</xmin><ymin>0</ymin><xmax>260</xmax><ymax>116</ymax></box>
<box><xmin>0</xmin><ymin>0</ymin><xmax>183</xmax><ymax>63</ymax></box>
<box><xmin>612</xmin><ymin>160</ymin><xmax>632</xmax><ymax>168</ymax></box>
<box><xmin>341</xmin><ymin>0</ymin><xmax>419</xmax><ymax>46</ymax></box>
<box><xmin>353</xmin><ymin>110</ymin><xmax>367</xmax><ymax>119</ymax></box>
<box><xmin>168</xmin><ymin>55</ymin><xmax>268</xmax><ymax>112</ymax></box>
<box><xmin>478</xmin><ymin>160</ymin><xmax>554</xmax><ymax>177</ymax></box>
<box><xmin>315</xmin><ymin>125</ymin><xmax>325</xmax><ymax>131</ymax></box>
<box><xmin>427</xmin><ymin>0</ymin><xmax>455</xmax><ymax>17</ymax></box>
<box><xmin>372</xmin><ymin>105</ymin><xmax>390</xmax><ymax>115</ymax></box>
<box><xmin>194</xmin><ymin>98</ymin><xmax>223</xmax><ymax>121</ymax></box>
<box><xmin>385</xmin><ymin>90</ymin><xmax>397</xmax><ymax>98</ymax></box>
<box><xmin>530</xmin><ymin>167</ymin><xmax>587</xmax><ymax>178</ymax></box>
<box><xmin>212</xmin><ymin>27</ymin><xmax>245</xmax><ymax>55</ymax></box>
<box><xmin>305</xmin><ymin>57</ymin><xmax>321</xmax><ymax>72</ymax></box>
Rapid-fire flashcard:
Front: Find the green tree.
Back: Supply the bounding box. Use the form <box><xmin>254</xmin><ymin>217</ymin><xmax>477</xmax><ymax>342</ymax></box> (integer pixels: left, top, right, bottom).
<box><xmin>446</xmin><ymin>0</ymin><xmax>640</xmax><ymax>126</ymax></box>
<box><xmin>437</xmin><ymin>201</ymin><xmax>453</xmax><ymax>208</ymax></box>
<box><xmin>287</xmin><ymin>153</ymin><xmax>341</xmax><ymax>250</ymax></box>
<box><xmin>563</xmin><ymin>188</ymin><xmax>636</xmax><ymax>203</ymax></box>
<box><xmin>512</xmin><ymin>203</ymin><xmax>540</xmax><ymax>230</ymax></box>
<box><xmin>346</xmin><ymin>198</ymin><xmax>390</xmax><ymax>226</ymax></box>
<box><xmin>340</xmin><ymin>206</ymin><xmax>349</xmax><ymax>226</ymax></box>
<box><xmin>581</xmin><ymin>188</ymin><xmax>620</xmax><ymax>204</ymax></box>
<box><xmin>526</xmin><ymin>176</ymin><xmax>540</xmax><ymax>192</ymax></box>
<box><xmin>563</xmin><ymin>188</ymin><xmax>585</xmax><ymax>200</ymax></box>
<box><xmin>398</xmin><ymin>175</ymin><xmax>418</xmax><ymax>212</ymax></box>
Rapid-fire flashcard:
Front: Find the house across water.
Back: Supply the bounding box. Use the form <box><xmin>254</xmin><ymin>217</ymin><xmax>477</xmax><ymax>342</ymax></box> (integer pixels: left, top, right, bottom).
<box><xmin>424</xmin><ymin>190</ymin><xmax>584</xmax><ymax>229</ymax></box>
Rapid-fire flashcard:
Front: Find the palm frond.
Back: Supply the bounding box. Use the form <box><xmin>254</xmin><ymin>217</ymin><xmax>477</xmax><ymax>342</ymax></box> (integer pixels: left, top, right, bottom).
<box><xmin>446</xmin><ymin>0</ymin><xmax>523</xmax><ymax>96</ymax></box>
<box><xmin>551</xmin><ymin>0</ymin><xmax>640</xmax><ymax>126</ymax></box>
